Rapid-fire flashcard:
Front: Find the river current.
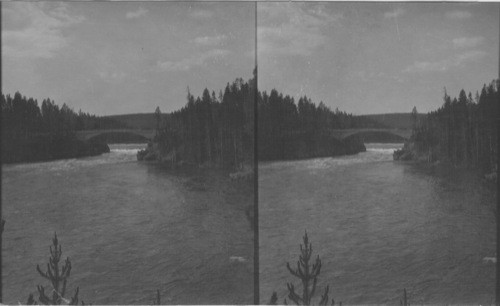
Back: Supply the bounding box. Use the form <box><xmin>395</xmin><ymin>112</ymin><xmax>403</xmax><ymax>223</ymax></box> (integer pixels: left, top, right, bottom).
<box><xmin>2</xmin><ymin>143</ymin><xmax>496</xmax><ymax>304</ymax></box>
<box><xmin>2</xmin><ymin>144</ymin><xmax>253</xmax><ymax>304</ymax></box>
<box><xmin>259</xmin><ymin>143</ymin><xmax>496</xmax><ymax>304</ymax></box>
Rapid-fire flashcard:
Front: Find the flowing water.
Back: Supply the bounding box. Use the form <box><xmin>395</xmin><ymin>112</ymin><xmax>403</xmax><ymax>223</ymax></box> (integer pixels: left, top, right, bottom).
<box><xmin>2</xmin><ymin>144</ymin><xmax>253</xmax><ymax>304</ymax></box>
<box><xmin>259</xmin><ymin>143</ymin><xmax>496</xmax><ymax>304</ymax></box>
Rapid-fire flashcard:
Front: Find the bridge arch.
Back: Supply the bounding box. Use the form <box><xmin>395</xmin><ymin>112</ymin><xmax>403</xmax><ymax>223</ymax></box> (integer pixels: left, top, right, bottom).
<box><xmin>76</xmin><ymin>129</ymin><xmax>155</xmax><ymax>143</ymax></box>
<box><xmin>342</xmin><ymin>130</ymin><xmax>408</xmax><ymax>143</ymax></box>
<box><xmin>87</xmin><ymin>131</ymin><xmax>151</xmax><ymax>144</ymax></box>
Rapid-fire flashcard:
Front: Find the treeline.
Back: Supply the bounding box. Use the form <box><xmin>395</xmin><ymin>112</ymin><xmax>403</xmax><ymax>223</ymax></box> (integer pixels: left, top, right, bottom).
<box><xmin>257</xmin><ymin>91</ymin><xmax>381</xmax><ymax>160</ymax></box>
<box><xmin>361</xmin><ymin>113</ymin><xmax>427</xmax><ymax>130</ymax></box>
<box><xmin>152</xmin><ymin>74</ymin><xmax>382</xmax><ymax>166</ymax></box>
<box><xmin>1</xmin><ymin>92</ymin><xmax>127</xmax><ymax>139</ymax></box>
<box><xmin>154</xmin><ymin>76</ymin><xmax>254</xmax><ymax>168</ymax></box>
<box><xmin>406</xmin><ymin>80</ymin><xmax>498</xmax><ymax>172</ymax></box>
<box><xmin>1</xmin><ymin>92</ymin><xmax>113</xmax><ymax>163</ymax></box>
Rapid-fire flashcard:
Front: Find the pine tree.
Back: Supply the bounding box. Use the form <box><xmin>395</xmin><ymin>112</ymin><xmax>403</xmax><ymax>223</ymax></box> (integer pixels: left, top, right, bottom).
<box><xmin>27</xmin><ymin>233</ymin><xmax>83</xmax><ymax>305</ymax></box>
<box><xmin>269</xmin><ymin>292</ymin><xmax>278</xmax><ymax>305</ymax></box>
<box><xmin>411</xmin><ymin>106</ymin><xmax>418</xmax><ymax>132</ymax></box>
<box><xmin>155</xmin><ymin>106</ymin><xmax>162</xmax><ymax>138</ymax></box>
<box><xmin>283</xmin><ymin>232</ymin><xmax>335</xmax><ymax>306</ymax></box>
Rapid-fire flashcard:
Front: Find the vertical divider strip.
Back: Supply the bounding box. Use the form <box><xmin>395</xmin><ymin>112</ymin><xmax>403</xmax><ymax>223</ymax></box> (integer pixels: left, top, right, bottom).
<box><xmin>253</xmin><ymin>1</ymin><xmax>260</xmax><ymax>304</ymax></box>
<box><xmin>496</xmin><ymin>6</ymin><xmax>500</xmax><ymax>305</ymax></box>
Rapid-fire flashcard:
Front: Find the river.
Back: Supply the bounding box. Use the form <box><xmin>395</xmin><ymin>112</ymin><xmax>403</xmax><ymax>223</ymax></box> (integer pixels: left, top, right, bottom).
<box><xmin>2</xmin><ymin>144</ymin><xmax>253</xmax><ymax>304</ymax></box>
<box><xmin>259</xmin><ymin>143</ymin><xmax>496</xmax><ymax>304</ymax></box>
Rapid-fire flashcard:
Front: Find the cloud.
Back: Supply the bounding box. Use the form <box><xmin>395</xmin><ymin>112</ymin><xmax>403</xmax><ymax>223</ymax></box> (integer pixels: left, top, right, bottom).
<box><xmin>404</xmin><ymin>50</ymin><xmax>487</xmax><ymax>73</ymax></box>
<box><xmin>190</xmin><ymin>9</ymin><xmax>214</xmax><ymax>19</ymax></box>
<box><xmin>445</xmin><ymin>10</ymin><xmax>472</xmax><ymax>20</ymax></box>
<box><xmin>157</xmin><ymin>49</ymin><xmax>230</xmax><ymax>72</ymax></box>
<box><xmin>192</xmin><ymin>34</ymin><xmax>227</xmax><ymax>47</ymax></box>
<box><xmin>258</xmin><ymin>3</ymin><xmax>341</xmax><ymax>57</ymax></box>
<box><xmin>456</xmin><ymin>50</ymin><xmax>487</xmax><ymax>63</ymax></box>
<box><xmin>126</xmin><ymin>7</ymin><xmax>148</xmax><ymax>19</ymax></box>
<box><xmin>452</xmin><ymin>36</ymin><xmax>484</xmax><ymax>49</ymax></box>
<box><xmin>384</xmin><ymin>8</ymin><xmax>405</xmax><ymax>19</ymax></box>
<box><xmin>2</xmin><ymin>2</ymin><xmax>84</xmax><ymax>59</ymax></box>
<box><xmin>98</xmin><ymin>71</ymin><xmax>128</xmax><ymax>82</ymax></box>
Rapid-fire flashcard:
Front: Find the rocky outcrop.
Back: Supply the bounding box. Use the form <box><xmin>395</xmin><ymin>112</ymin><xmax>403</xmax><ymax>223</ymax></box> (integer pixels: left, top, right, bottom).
<box><xmin>342</xmin><ymin>136</ymin><xmax>367</xmax><ymax>155</ymax></box>
<box><xmin>86</xmin><ymin>140</ymin><xmax>111</xmax><ymax>155</ymax></box>
<box><xmin>393</xmin><ymin>147</ymin><xmax>414</xmax><ymax>161</ymax></box>
<box><xmin>393</xmin><ymin>141</ymin><xmax>434</xmax><ymax>163</ymax></box>
<box><xmin>137</xmin><ymin>143</ymin><xmax>158</xmax><ymax>161</ymax></box>
<box><xmin>137</xmin><ymin>142</ymin><xmax>177</xmax><ymax>163</ymax></box>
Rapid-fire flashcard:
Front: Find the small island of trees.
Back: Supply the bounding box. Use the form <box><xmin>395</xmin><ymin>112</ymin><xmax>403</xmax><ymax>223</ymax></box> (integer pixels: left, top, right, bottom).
<box><xmin>141</xmin><ymin>72</ymin><xmax>386</xmax><ymax>167</ymax></box>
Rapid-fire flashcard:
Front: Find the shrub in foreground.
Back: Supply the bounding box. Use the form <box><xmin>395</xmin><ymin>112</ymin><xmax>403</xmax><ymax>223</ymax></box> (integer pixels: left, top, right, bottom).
<box><xmin>27</xmin><ymin>233</ymin><xmax>84</xmax><ymax>305</ymax></box>
<box><xmin>270</xmin><ymin>231</ymin><xmax>338</xmax><ymax>306</ymax></box>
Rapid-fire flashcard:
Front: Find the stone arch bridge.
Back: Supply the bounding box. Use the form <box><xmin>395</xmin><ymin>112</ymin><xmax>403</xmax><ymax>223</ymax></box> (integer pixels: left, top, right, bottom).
<box><xmin>76</xmin><ymin>129</ymin><xmax>156</xmax><ymax>142</ymax></box>
<box><xmin>330</xmin><ymin>128</ymin><xmax>412</xmax><ymax>141</ymax></box>
<box><xmin>76</xmin><ymin>128</ymin><xmax>411</xmax><ymax>143</ymax></box>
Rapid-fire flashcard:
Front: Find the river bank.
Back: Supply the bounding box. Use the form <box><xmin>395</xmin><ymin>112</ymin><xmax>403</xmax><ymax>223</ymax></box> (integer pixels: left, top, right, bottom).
<box><xmin>393</xmin><ymin>141</ymin><xmax>497</xmax><ymax>184</ymax></box>
<box><xmin>258</xmin><ymin>133</ymin><xmax>367</xmax><ymax>161</ymax></box>
<box><xmin>1</xmin><ymin>134</ymin><xmax>110</xmax><ymax>164</ymax></box>
<box><xmin>137</xmin><ymin>133</ymin><xmax>365</xmax><ymax>178</ymax></box>
<box><xmin>136</xmin><ymin>141</ymin><xmax>255</xmax><ymax>181</ymax></box>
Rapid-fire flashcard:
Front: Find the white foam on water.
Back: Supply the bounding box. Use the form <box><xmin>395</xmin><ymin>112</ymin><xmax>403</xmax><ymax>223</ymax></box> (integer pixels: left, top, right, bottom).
<box><xmin>3</xmin><ymin>143</ymin><xmax>147</xmax><ymax>174</ymax></box>
<box><xmin>111</xmin><ymin>148</ymin><xmax>141</xmax><ymax>154</ymax></box>
<box><xmin>260</xmin><ymin>143</ymin><xmax>404</xmax><ymax>173</ymax></box>
<box><xmin>483</xmin><ymin>257</ymin><xmax>497</xmax><ymax>264</ymax></box>
<box><xmin>109</xmin><ymin>143</ymin><xmax>146</xmax><ymax>154</ymax></box>
<box><xmin>229</xmin><ymin>256</ymin><xmax>247</xmax><ymax>263</ymax></box>
<box><xmin>366</xmin><ymin>143</ymin><xmax>403</xmax><ymax>151</ymax></box>
<box><xmin>367</xmin><ymin>148</ymin><xmax>398</xmax><ymax>153</ymax></box>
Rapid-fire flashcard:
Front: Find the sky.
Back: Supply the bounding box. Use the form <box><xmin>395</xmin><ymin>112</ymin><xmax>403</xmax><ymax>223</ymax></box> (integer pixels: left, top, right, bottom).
<box><xmin>2</xmin><ymin>2</ymin><xmax>498</xmax><ymax>116</ymax></box>
<box><xmin>258</xmin><ymin>2</ymin><xmax>499</xmax><ymax>114</ymax></box>
<box><xmin>2</xmin><ymin>2</ymin><xmax>255</xmax><ymax>115</ymax></box>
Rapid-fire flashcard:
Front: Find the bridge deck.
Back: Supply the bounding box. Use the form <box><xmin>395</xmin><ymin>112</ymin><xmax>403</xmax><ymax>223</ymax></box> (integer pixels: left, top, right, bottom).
<box><xmin>76</xmin><ymin>129</ymin><xmax>155</xmax><ymax>141</ymax></box>
<box><xmin>329</xmin><ymin>128</ymin><xmax>412</xmax><ymax>139</ymax></box>
<box><xmin>76</xmin><ymin>128</ymin><xmax>411</xmax><ymax>141</ymax></box>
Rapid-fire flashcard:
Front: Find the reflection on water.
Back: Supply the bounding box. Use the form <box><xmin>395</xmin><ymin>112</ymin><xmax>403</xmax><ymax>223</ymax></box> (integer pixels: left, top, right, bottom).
<box><xmin>2</xmin><ymin>144</ymin><xmax>253</xmax><ymax>304</ymax></box>
<box><xmin>259</xmin><ymin>143</ymin><xmax>495</xmax><ymax>304</ymax></box>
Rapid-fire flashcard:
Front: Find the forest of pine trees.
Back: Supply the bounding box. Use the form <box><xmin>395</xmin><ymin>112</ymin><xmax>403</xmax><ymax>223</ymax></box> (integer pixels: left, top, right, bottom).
<box><xmin>153</xmin><ymin>76</ymin><xmax>255</xmax><ymax>168</ymax></box>
<box><xmin>1</xmin><ymin>92</ymin><xmax>127</xmax><ymax>137</ymax></box>
<box><xmin>1</xmin><ymin>92</ymin><xmax>119</xmax><ymax>163</ymax></box>
<box><xmin>402</xmin><ymin>79</ymin><xmax>498</xmax><ymax>173</ymax></box>
<box><xmin>151</xmin><ymin>74</ymin><xmax>385</xmax><ymax>167</ymax></box>
<box><xmin>257</xmin><ymin>90</ymin><xmax>385</xmax><ymax>160</ymax></box>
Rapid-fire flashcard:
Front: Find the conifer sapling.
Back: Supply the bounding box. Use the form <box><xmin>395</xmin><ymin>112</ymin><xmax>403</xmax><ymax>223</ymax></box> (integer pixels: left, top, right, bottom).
<box><xmin>283</xmin><ymin>231</ymin><xmax>335</xmax><ymax>306</ymax></box>
<box><xmin>27</xmin><ymin>233</ymin><xmax>81</xmax><ymax>305</ymax></box>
